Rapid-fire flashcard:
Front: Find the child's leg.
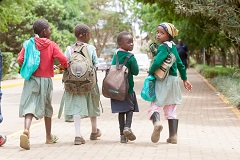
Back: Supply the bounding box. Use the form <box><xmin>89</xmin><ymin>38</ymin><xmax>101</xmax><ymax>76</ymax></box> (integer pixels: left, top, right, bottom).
<box><xmin>24</xmin><ymin>114</ymin><xmax>34</xmax><ymax>137</ymax></box>
<box><xmin>73</xmin><ymin>114</ymin><xmax>85</xmax><ymax>145</ymax></box>
<box><xmin>118</xmin><ymin>113</ymin><xmax>125</xmax><ymax>136</ymax></box>
<box><xmin>163</xmin><ymin>104</ymin><xmax>177</xmax><ymax>119</ymax></box>
<box><xmin>149</xmin><ymin>103</ymin><xmax>163</xmax><ymax>143</ymax></box>
<box><xmin>163</xmin><ymin>104</ymin><xmax>178</xmax><ymax>144</ymax></box>
<box><xmin>90</xmin><ymin>117</ymin><xmax>101</xmax><ymax>140</ymax></box>
<box><xmin>44</xmin><ymin>117</ymin><xmax>52</xmax><ymax>141</ymax></box>
<box><xmin>118</xmin><ymin>112</ymin><xmax>127</xmax><ymax>143</ymax></box>
<box><xmin>123</xmin><ymin>111</ymin><xmax>136</xmax><ymax>141</ymax></box>
<box><xmin>20</xmin><ymin>114</ymin><xmax>33</xmax><ymax>150</ymax></box>
<box><xmin>125</xmin><ymin>110</ymin><xmax>133</xmax><ymax>128</ymax></box>
<box><xmin>44</xmin><ymin>116</ymin><xmax>58</xmax><ymax>144</ymax></box>
<box><xmin>73</xmin><ymin>115</ymin><xmax>82</xmax><ymax>137</ymax></box>
<box><xmin>90</xmin><ymin>117</ymin><xmax>97</xmax><ymax>133</ymax></box>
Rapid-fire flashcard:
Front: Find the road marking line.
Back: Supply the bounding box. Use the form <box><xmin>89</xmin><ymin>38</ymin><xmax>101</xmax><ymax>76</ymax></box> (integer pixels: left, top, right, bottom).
<box><xmin>1</xmin><ymin>77</ymin><xmax>62</xmax><ymax>89</ymax></box>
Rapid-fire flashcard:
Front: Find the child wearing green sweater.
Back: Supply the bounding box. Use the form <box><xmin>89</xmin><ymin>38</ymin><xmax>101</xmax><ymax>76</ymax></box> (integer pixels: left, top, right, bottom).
<box><xmin>111</xmin><ymin>31</ymin><xmax>139</xmax><ymax>143</ymax></box>
<box><xmin>148</xmin><ymin>22</ymin><xmax>192</xmax><ymax>144</ymax></box>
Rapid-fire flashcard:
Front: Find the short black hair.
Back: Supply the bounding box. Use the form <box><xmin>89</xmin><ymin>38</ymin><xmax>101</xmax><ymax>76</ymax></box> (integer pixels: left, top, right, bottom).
<box><xmin>74</xmin><ymin>23</ymin><xmax>90</xmax><ymax>37</ymax></box>
<box><xmin>117</xmin><ymin>31</ymin><xmax>131</xmax><ymax>45</ymax></box>
<box><xmin>33</xmin><ymin>19</ymin><xmax>50</xmax><ymax>35</ymax></box>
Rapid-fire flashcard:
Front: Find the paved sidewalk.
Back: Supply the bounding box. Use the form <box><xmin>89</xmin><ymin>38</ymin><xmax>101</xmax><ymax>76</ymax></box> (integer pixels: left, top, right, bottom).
<box><xmin>0</xmin><ymin>69</ymin><xmax>240</xmax><ymax>160</ymax></box>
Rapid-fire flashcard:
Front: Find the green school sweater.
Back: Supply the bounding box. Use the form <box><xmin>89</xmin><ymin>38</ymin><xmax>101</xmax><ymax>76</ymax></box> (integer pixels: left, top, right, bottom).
<box><xmin>111</xmin><ymin>51</ymin><xmax>139</xmax><ymax>93</ymax></box>
<box><xmin>149</xmin><ymin>44</ymin><xmax>187</xmax><ymax>80</ymax></box>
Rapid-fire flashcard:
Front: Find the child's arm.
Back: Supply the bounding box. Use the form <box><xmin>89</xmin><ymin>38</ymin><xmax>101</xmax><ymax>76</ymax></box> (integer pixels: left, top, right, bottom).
<box><xmin>52</xmin><ymin>43</ymin><xmax>69</xmax><ymax>68</ymax></box>
<box><xmin>148</xmin><ymin>45</ymin><xmax>168</xmax><ymax>75</ymax></box>
<box><xmin>130</xmin><ymin>56</ymin><xmax>139</xmax><ymax>76</ymax></box>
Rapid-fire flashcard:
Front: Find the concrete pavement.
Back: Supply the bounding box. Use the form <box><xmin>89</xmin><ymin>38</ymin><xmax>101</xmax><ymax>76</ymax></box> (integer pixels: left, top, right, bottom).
<box><xmin>0</xmin><ymin>69</ymin><xmax>240</xmax><ymax>160</ymax></box>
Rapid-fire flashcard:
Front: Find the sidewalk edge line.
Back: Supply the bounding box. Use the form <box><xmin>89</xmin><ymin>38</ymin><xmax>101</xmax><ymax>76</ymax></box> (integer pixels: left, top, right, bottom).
<box><xmin>1</xmin><ymin>77</ymin><xmax>62</xmax><ymax>89</ymax></box>
<box><xmin>192</xmin><ymin>68</ymin><xmax>240</xmax><ymax>120</ymax></box>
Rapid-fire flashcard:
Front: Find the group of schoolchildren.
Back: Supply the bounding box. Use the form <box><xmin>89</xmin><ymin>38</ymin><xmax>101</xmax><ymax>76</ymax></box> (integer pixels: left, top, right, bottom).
<box><xmin>0</xmin><ymin>18</ymin><xmax>192</xmax><ymax>150</ymax></box>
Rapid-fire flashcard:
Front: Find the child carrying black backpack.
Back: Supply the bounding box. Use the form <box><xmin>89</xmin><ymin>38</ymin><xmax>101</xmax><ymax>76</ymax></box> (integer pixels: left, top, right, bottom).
<box><xmin>107</xmin><ymin>31</ymin><xmax>139</xmax><ymax>143</ymax></box>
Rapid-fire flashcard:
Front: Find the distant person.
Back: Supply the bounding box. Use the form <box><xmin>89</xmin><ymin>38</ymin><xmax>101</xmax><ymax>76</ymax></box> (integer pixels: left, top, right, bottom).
<box><xmin>59</xmin><ymin>23</ymin><xmax>101</xmax><ymax>145</ymax></box>
<box><xmin>176</xmin><ymin>39</ymin><xmax>189</xmax><ymax>70</ymax></box>
<box><xmin>0</xmin><ymin>50</ymin><xmax>7</xmax><ymax>147</ymax></box>
<box><xmin>110</xmin><ymin>31</ymin><xmax>139</xmax><ymax>143</ymax></box>
<box><xmin>18</xmin><ymin>19</ymin><xmax>69</xmax><ymax>150</ymax></box>
<box><xmin>148</xmin><ymin>22</ymin><xmax>192</xmax><ymax>144</ymax></box>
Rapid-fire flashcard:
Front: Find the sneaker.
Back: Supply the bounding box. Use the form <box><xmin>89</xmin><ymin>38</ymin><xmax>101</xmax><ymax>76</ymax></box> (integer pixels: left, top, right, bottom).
<box><xmin>0</xmin><ymin>134</ymin><xmax>7</xmax><ymax>146</ymax></box>
<box><xmin>123</xmin><ymin>127</ymin><xmax>136</xmax><ymax>141</ymax></box>
<box><xmin>74</xmin><ymin>137</ymin><xmax>85</xmax><ymax>145</ymax></box>
<box><xmin>120</xmin><ymin>135</ymin><xmax>128</xmax><ymax>143</ymax></box>
<box><xmin>90</xmin><ymin>128</ymin><xmax>102</xmax><ymax>140</ymax></box>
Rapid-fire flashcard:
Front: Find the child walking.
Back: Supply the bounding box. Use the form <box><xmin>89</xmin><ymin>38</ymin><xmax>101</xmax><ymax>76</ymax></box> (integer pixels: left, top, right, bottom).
<box><xmin>148</xmin><ymin>22</ymin><xmax>192</xmax><ymax>144</ymax></box>
<box><xmin>18</xmin><ymin>19</ymin><xmax>69</xmax><ymax>150</ymax></box>
<box><xmin>59</xmin><ymin>23</ymin><xmax>101</xmax><ymax>145</ymax></box>
<box><xmin>111</xmin><ymin>31</ymin><xmax>139</xmax><ymax>143</ymax></box>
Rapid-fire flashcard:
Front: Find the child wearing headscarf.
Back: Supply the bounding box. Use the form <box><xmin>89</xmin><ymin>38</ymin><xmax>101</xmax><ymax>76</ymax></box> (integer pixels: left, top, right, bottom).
<box><xmin>148</xmin><ymin>22</ymin><xmax>192</xmax><ymax>144</ymax></box>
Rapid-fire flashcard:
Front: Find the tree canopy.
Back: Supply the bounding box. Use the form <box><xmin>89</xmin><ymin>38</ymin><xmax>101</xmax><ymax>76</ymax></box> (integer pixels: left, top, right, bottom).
<box><xmin>0</xmin><ymin>0</ymin><xmax>133</xmax><ymax>57</ymax></box>
<box><xmin>134</xmin><ymin>0</ymin><xmax>240</xmax><ymax>67</ymax></box>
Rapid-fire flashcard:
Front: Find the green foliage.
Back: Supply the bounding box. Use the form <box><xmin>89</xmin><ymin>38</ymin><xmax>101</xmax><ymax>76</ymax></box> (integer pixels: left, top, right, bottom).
<box><xmin>195</xmin><ymin>64</ymin><xmax>234</xmax><ymax>78</ymax></box>
<box><xmin>2</xmin><ymin>52</ymin><xmax>13</xmax><ymax>78</ymax></box>
<box><xmin>211</xmin><ymin>76</ymin><xmax>240</xmax><ymax>109</ymax></box>
<box><xmin>0</xmin><ymin>0</ymin><xmax>29</xmax><ymax>31</ymax></box>
<box><xmin>189</xmin><ymin>57</ymin><xmax>196</xmax><ymax>68</ymax></box>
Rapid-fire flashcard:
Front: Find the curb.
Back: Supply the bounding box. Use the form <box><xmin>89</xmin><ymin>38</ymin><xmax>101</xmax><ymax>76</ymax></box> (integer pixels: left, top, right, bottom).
<box><xmin>192</xmin><ymin>68</ymin><xmax>240</xmax><ymax>120</ymax></box>
<box><xmin>1</xmin><ymin>77</ymin><xmax>62</xmax><ymax>89</ymax></box>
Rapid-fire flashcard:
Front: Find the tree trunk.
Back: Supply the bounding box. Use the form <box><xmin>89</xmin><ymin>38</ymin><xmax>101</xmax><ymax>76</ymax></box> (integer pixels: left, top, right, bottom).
<box><xmin>205</xmin><ymin>48</ymin><xmax>211</xmax><ymax>66</ymax></box>
<box><xmin>221</xmin><ymin>48</ymin><xmax>227</xmax><ymax>67</ymax></box>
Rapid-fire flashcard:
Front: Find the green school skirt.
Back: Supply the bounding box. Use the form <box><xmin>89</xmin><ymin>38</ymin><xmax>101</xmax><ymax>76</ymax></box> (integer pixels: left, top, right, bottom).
<box><xmin>153</xmin><ymin>75</ymin><xmax>182</xmax><ymax>106</ymax></box>
<box><xmin>59</xmin><ymin>84</ymin><xmax>101</xmax><ymax>121</ymax></box>
<box><xmin>19</xmin><ymin>76</ymin><xmax>53</xmax><ymax>119</ymax></box>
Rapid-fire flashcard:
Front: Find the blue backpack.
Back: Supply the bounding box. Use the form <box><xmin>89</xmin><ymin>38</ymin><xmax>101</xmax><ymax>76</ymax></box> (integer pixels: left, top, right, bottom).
<box><xmin>20</xmin><ymin>37</ymin><xmax>40</xmax><ymax>80</ymax></box>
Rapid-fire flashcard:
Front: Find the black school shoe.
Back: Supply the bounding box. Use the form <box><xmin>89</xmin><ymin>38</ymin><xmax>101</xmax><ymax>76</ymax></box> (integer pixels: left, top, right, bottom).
<box><xmin>120</xmin><ymin>135</ymin><xmax>128</xmax><ymax>143</ymax></box>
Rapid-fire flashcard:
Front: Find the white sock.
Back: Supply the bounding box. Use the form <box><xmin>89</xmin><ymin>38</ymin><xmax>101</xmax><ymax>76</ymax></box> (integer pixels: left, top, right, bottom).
<box><xmin>73</xmin><ymin>115</ymin><xmax>81</xmax><ymax>137</ymax></box>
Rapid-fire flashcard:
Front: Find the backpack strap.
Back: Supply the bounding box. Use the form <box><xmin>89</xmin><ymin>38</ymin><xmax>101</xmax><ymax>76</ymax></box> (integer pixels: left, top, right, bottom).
<box><xmin>162</xmin><ymin>43</ymin><xmax>171</xmax><ymax>56</ymax></box>
<box><xmin>123</xmin><ymin>53</ymin><xmax>134</xmax><ymax>66</ymax></box>
<box><xmin>116</xmin><ymin>50</ymin><xmax>133</xmax><ymax>70</ymax></box>
<box><xmin>72</xmin><ymin>42</ymin><xmax>93</xmax><ymax>65</ymax></box>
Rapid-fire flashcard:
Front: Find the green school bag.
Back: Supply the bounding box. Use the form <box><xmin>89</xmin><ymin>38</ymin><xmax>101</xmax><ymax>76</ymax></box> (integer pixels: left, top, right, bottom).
<box><xmin>20</xmin><ymin>37</ymin><xmax>40</xmax><ymax>80</ymax></box>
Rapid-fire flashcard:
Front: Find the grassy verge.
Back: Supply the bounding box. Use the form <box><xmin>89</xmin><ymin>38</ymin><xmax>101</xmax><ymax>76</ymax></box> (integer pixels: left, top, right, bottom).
<box><xmin>194</xmin><ymin>64</ymin><xmax>240</xmax><ymax>109</ymax></box>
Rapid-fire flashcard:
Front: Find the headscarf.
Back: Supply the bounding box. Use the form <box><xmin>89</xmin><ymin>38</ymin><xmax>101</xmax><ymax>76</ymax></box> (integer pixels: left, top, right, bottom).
<box><xmin>158</xmin><ymin>22</ymin><xmax>178</xmax><ymax>40</ymax></box>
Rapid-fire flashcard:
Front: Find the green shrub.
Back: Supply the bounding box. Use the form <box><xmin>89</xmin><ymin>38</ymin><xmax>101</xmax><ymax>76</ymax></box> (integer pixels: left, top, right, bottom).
<box><xmin>2</xmin><ymin>52</ymin><xmax>13</xmax><ymax>78</ymax></box>
<box><xmin>211</xmin><ymin>76</ymin><xmax>240</xmax><ymax>109</ymax></box>
<box><xmin>195</xmin><ymin>65</ymin><xmax>234</xmax><ymax>78</ymax></box>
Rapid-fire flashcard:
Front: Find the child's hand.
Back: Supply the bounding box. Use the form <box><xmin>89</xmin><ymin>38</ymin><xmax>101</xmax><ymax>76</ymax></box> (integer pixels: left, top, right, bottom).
<box><xmin>57</xmin><ymin>64</ymin><xmax>65</xmax><ymax>70</ymax></box>
<box><xmin>183</xmin><ymin>80</ymin><xmax>192</xmax><ymax>91</ymax></box>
